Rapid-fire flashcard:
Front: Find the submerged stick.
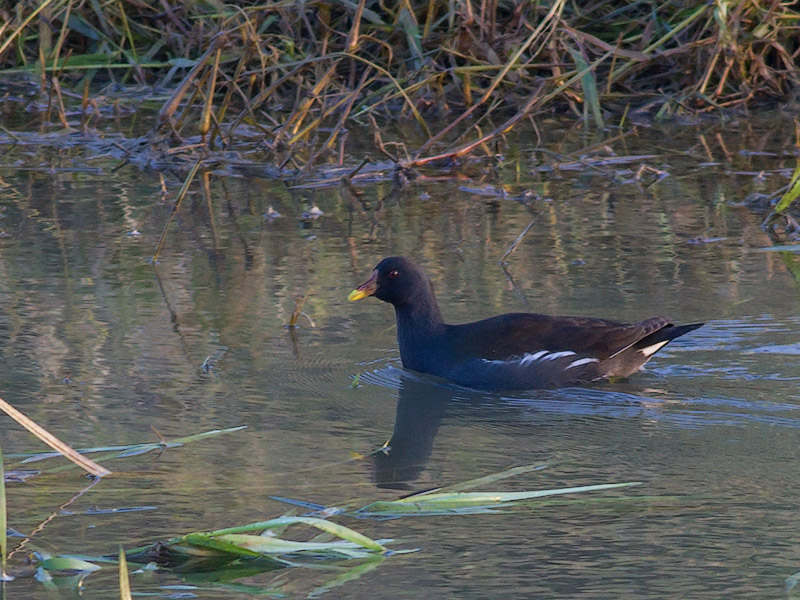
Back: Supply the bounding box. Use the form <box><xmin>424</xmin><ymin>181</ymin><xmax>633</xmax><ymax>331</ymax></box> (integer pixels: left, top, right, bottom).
<box><xmin>7</xmin><ymin>478</ymin><xmax>102</xmax><ymax>561</ymax></box>
<box><xmin>500</xmin><ymin>219</ymin><xmax>536</xmax><ymax>264</ymax></box>
<box><xmin>152</xmin><ymin>159</ymin><xmax>203</xmax><ymax>263</ymax></box>
<box><xmin>0</xmin><ymin>397</ymin><xmax>110</xmax><ymax>477</ymax></box>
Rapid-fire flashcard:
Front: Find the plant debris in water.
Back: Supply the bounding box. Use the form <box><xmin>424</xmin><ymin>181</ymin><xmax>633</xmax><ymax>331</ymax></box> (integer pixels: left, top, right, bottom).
<box><xmin>10</xmin><ymin>463</ymin><xmax>648</xmax><ymax>595</ymax></box>
<box><xmin>271</xmin><ymin>463</ymin><xmax>642</xmax><ymax>518</ymax></box>
<box><xmin>2</xmin><ymin>1</ymin><xmax>800</xmax><ymax>191</ymax></box>
<box><xmin>6</xmin><ymin>426</ymin><xmax>246</xmax><ymax>469</ymax></box>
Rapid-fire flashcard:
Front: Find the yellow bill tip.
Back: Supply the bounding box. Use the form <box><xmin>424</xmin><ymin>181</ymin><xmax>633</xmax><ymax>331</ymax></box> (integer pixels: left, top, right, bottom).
<box><xmin>349</xmin><ymin>269</ymin><xmax>378</xmax><ymax>301</ymax></box>
<box><xmin>348</xmin><ymin>289</ymin><xmax>370</xmax><ymax>302</ymax></box>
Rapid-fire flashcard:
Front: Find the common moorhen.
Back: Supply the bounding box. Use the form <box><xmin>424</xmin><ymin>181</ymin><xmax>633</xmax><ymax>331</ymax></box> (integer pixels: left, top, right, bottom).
<box><xmin>348</xmin><ymin>256</ymin><xmax>703</xmax><ymax>390</ymax></box>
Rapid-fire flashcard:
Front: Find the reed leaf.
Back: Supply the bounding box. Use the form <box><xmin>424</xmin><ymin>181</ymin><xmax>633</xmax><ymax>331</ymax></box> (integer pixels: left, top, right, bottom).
<box><xmin>0</xmin><ymin>396</ymin><xmax>110</xmax><ymax>477</ymax></box>
<box><xmin>212</xmin><ymin>534</ymin><xmax>378</xmax><ymax>558</ymax></box>
<box><xmin>179</xmin><ymin>534</ymin><xmax>264</xmax><ymax>558</ymax></box>
<box><xmin>208</xmin><ymin>517</ymin><xmax>386</xmax><ymax>552</ymax></box>
<box><xmin>358</xmin><ymin>482</ymin><xmax>642</xmax><ymax>516</ymax></box>
<box><xmin>568</xmin><ymin>47</ymin><xmax>604</xmax><ymax>129</ymax></box>
<box><xmin>773</xmin><ymin>161</ymin><xmax>800</xmax><ymax>213</ymax></box>
<box><xmin>38</xmin><ymin>556</ymin><xmax>102</xmax><ymax>573</ymax></box>
<box><xmin>417</xmin><ymin>463</ymin><xmax>548</xmax><ymax>495</ymax></box>
<box><xmin>12</xmin><ymin>426</ymin><xmax>246</xmax><ymax>464</ymax></box>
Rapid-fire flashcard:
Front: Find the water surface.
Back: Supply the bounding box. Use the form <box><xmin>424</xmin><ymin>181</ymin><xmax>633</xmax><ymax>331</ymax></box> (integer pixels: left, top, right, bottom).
<box><xmin>0</xmin><ymin>116</ymin><xmax>799</xmax><ymax>598</ymax></box>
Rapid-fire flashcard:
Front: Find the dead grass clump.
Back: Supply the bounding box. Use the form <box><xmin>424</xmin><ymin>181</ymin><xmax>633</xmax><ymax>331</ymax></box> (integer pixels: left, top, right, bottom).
<box><xmin>1</xmin><ymin>1</ymin><xmax>799</xmax><ymax>171</ymax></box>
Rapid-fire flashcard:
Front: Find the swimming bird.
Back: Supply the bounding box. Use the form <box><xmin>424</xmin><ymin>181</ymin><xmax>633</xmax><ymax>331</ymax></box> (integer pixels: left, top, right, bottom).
<box><xmin>348</xmin><ymin>256</ymin><xmax>702</xmax><ymax>390</ymax></box>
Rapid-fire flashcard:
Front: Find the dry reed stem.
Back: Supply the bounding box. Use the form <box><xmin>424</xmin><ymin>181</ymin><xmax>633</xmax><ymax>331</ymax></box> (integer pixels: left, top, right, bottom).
<box><xmin>0</xmin><ymin>397</ymin><xmax>110</xmax><ymax>477</ymax></box>
<box><xmin>156</xmin><ymin>36</ymin><xmax>225</xmax><ymax>129</ymax></box>
<box><xmin>408</xmin><ymin>83</ymin><xmax>544</xmax><ymax>167</ymax></box>
<box><xmin>415</xmin><ymin>0</ymin><xmax>566</xmax><ymax>158</ymax></box>
<box><xmin>2</xmin><ymin>0</ymin><xmax>800</xmax><ymax>176</ymax></box>
<box><xmin>200</xmin><ymin>46</ymin><xmax>222</xmax><ymax>144</ymax></box>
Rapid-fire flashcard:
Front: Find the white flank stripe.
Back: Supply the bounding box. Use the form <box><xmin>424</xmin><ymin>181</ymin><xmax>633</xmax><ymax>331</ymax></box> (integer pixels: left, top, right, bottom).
<box><xmin>519</xmin><ymin>351</ymin><xmax>546</xmax><ymax>365</ymax></box>
<box><xmin>640</xmin><ymin>341</ymin><xmax>669</xmax><ymax>357</ymax></box>
<box><xmin>543</xmin><ymin>351</ymin><xmax>576</xmax><ymax>361</ymax></box>
<box><xmin>483</xmin><ymin>350</ymin><xmax>578</xmax><ymax>367</ymax></box>
<box><xmin>566</xmin><ymin>357</ymin><xmax>600</xmax><ymax>369</ymax></box>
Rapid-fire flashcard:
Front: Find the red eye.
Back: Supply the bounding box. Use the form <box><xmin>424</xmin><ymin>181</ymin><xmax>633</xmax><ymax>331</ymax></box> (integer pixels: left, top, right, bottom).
<box><xmin>388</xmin><ymin>269</ymin><xmax>399</xmax><ymax>278</ymax></box>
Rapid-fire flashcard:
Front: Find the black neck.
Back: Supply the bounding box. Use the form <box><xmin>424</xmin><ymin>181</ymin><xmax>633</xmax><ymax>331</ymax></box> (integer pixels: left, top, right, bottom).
<box><xmin>394</xmin><ymin>295</ymin><xmax>444</xmax><ymax>333</ymax></box>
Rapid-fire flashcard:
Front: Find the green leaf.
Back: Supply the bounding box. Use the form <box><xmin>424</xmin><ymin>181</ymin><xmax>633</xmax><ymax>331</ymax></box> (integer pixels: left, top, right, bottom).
<box><xmin>774</xmin><ymin>161</ymin><xmax>800</xmax><ymax>213</ymax></box>
<box><xmin>210</xmin><ymin>517</ymin><xmax>386</xmax><ymax>552</ymax></box>
<box><xmin>397</xmin><ymin>7</ymin><xmax>423</xmax><ymax>69</ymax></box>
<box><xmin>14</xmin><ymin>426</ymin><xmax>246</xmax><ymax>464</ymax></box>
<box><xmin>569</xmin><ymin>48</ymin><xmax>604</xmax><ymax>129</ymax></box>
<box><xmin>66</xmin><ymin>14</ymin><xmax>102</xmax><ymax>40</ymax></box>
<box><xmin>38</xmin><ymin>556</ymin><xmax>102</xmax><ymax>573</ymax></box>
<box><xmin>179</xmin><ymin>534</ymin><xmax>263</xmax><ymax>558</ymax></box>
<box><xmin>169</xmin><ymin>426</ymin><xmax>248</xmax><ymax>444</ymax></box>
<box><xmin>359</xmin><ymin>482</ymin><xmax>642</xmax><ymax>515</ymax></box>
<box><xmin>214</xmin><ymin>534</ymin><xmax>377</xmax><ymax>558</ymax></box>
<box><xmin>415</xmin><ymin>463</ymin><xmax>548</xmax><ymax>496</ymax></box>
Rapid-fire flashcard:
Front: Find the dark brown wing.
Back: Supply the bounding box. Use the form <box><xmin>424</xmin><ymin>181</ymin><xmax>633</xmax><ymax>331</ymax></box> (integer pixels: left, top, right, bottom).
<box><xmin>448</xmin><ymin>313</ymin><xmax>671</xmax><ymax>362</ymax></box>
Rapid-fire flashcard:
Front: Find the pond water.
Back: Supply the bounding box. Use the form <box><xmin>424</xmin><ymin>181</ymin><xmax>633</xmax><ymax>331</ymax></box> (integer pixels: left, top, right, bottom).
<box><xmin>1</xmin><ymin>115</ymin><xmax>799</xmax><ymax>599</ymax></box>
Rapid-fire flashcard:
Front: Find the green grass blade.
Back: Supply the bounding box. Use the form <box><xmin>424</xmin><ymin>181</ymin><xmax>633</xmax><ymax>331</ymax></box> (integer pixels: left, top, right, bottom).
<box><xmin>266</xmin><ymin>517</ymin><xmax>386</xmax><ymax>552</ymax></box>
<box><xmin>38</xmin><ymin>556</ymin><xmax>102</xmax><ymax>573</ymax></box>
<box><xmin>777</xmin><ymin>252</ymin><xmax>800</xmax><ymax>284</ymax></box>
<box><xmin>13</xmin><ymin>426</ymin><xmax>247</xmax><ymax>464</ymax></box>
<box><xmin>413</xmin><ymin>463</ymin><xmax>548</xmax><ymax>496</ymax></box>
<box><xmin>210</xmin><ymin>517</ymin><xmax>386</xmax><ymax>553</ymax></box>
<box><xmin>360</xmin><ymin>482</ymin><xmax>641</xmax><ymax>514</ymax></box>
<box><xmin>398</xmin><ymin>6</ymin><xmax>423</xmax><ymax>69</ymax></box>
<box><xmin>167</xmin><ymin>426</ymin><xmax>248</xmax><ymax>444</ymax></box>
<box><xmin>569</xmin><ymin>48</ymin><xmax>604</xmax><ymax>129</ymax></box>
<box><xmin>213</xmin><ymin>534</ymin><xmax>376</xmax><ymax>558</ymax></box>
<box><xmin>402</xmin><ymin>482</ymin><xmax>641</xmax><ymax>504</ymax></box>
<box><xmin>180</xmin><ymin>534</ymin><xmax>263</xmax><ymax>558</ymax></box>
<box><xmin>774</xmin><ymin>161</ymin><xmax>800</xmax><ymax>213</ymax></box>
<box><xmin>356</xmin><ymin>502</ymin><xmax>506</xmax><ymax>516</ymax></box>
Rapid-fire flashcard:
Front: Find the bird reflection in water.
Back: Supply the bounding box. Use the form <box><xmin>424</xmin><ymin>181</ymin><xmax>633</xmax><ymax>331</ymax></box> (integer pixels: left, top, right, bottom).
<box><xmin>371</xmin><ymin>373</ymin><xmax>456</xmax><ymax>490</ymax></box>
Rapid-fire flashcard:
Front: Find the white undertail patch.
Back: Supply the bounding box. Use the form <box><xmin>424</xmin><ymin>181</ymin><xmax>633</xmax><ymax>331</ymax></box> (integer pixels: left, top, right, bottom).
<box><xmin>640</xmin><ymin>341</ymin><xmax>669</xmax><ymax>357</ymax></box>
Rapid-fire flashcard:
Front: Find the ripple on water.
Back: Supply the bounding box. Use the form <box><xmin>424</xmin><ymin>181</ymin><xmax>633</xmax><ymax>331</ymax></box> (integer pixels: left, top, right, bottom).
<box><xmin>744</xmin><ymin>342</ymin><xmax>800</xmax><ymax>354</ymax></box>
<box><xmin>358</xmin><ymin>358</ymin><xmax>800</xmax><ymax>434</ymax></box>
<box><xmin>353</xmin><ymin>310</ymin><xmax>800</xmax><ymax>435</ymax></box>
<box><xmin>678</xmin><ymin>317</ymin><xmax>794</xmax><ymax>351</ymax></box>
<box><xmin>355</xmin><ymin>360</ymin><xmax>426</xmax><ymax>390</ymax></box>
